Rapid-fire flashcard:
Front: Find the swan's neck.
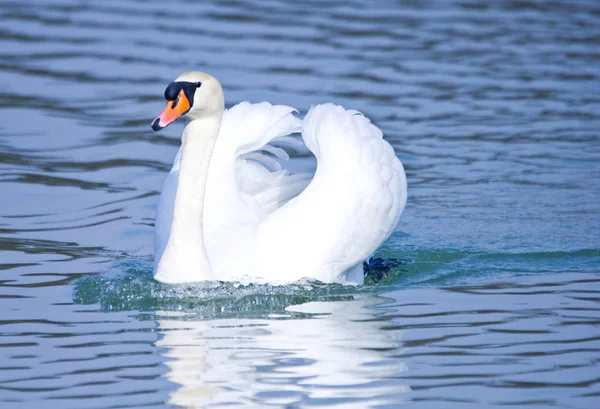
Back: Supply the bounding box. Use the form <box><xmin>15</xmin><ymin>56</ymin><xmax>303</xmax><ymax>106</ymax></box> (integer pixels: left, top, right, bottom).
<box><xmin>155</xmin><ymin>116</ymin><xmax>221</xmax><ymax>283</ymax></box>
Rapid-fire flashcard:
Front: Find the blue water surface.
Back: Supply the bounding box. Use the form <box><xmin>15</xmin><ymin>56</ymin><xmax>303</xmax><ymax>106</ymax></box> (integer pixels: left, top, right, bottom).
<box><xmin>0</xmin><ymin>0</ymin><xmax>599</xmax><ymax>408</ymax></box>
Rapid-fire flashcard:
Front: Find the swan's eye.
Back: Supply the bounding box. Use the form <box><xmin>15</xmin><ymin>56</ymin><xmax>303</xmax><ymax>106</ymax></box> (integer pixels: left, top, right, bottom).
<box><xmin>164</xmin><ymin>82</ymin><xmax>180</xmax><ymax>101</ymax></box>
<box><xmin>196</xmin><ymin>82</ymin><xmax>202</xmax><ymax>88</ymax></box>
<box><xmin>171</xmin><ymin>93</ymin><xmax>180</xmax><ymax>109</ymax></box>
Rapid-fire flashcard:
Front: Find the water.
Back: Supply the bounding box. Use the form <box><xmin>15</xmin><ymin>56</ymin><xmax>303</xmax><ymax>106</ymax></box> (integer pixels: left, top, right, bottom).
<box><xmin>1</xmin><ymin>0</ymin><xmax>599</xmax><ymax>407</ymax></box>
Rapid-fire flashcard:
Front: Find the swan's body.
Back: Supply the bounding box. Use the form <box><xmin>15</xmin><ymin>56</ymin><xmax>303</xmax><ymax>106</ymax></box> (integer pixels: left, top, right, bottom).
<box><xmin>152</xmin><ymin>72</ymin><xmax>407</xmax><ymax>285</ymax></box>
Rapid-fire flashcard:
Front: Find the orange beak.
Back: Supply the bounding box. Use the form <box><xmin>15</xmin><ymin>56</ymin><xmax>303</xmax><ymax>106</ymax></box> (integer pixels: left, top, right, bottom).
<box><xmin>151</xmin><ymin>90</ymin><xmax>191</xmax><ymax>131</ymax></box>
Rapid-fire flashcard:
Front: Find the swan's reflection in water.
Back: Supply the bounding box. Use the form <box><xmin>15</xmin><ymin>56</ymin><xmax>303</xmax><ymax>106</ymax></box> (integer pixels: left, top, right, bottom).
<box><xmin>156</xmin><ymin>295</ymin><xmax>410</xmax><ymax>408</ymax></box>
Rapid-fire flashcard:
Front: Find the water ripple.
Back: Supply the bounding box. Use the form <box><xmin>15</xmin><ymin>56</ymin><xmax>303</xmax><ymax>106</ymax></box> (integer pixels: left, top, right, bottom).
<box><xmin>1</xmin><ymin>0</ymin><xmax>599</xmax><ymax>407</ymax></box>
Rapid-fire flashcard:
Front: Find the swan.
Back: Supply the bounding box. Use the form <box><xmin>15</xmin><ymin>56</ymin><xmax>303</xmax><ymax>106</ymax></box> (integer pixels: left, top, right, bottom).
<box><xmin>151</xmin><ymin>72</ymin><xmax>407</xmax><ymax>285</ymax></box>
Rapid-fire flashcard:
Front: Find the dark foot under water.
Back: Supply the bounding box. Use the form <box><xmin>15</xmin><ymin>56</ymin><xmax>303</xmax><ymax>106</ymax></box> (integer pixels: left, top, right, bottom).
<box><xmin>363</xmin><ymin>257</ymin><xmax>403</xmax><ymax>282</ymax></box>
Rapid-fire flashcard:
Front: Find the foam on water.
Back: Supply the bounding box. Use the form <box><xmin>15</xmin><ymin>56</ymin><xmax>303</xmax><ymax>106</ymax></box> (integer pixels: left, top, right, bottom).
<box><xmin>72</xmin><ymin>258</ymin><xmax>365</xmax><ymax>316</ymax></box>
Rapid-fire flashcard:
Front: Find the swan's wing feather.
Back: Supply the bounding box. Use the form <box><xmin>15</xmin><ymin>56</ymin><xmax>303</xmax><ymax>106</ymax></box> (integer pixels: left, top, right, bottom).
<box><xmin>258</xmin><ymin>145</ymin><xmax>289</xmax><ymax>161</ymax></box>
<box><xmin>271</xmin><ymin>135</ymin><xmax>307</xmax><ymax>152</ymax></box>
<box><xmin>220</xmin><ymin>101</ymin><xmax>301</xmax><ymax>156</ymax></box>
<box><xmin>252</xmin><ymin>172</ymin><xmax>312</xmax><ymax>214</ymax></box>
<box><xmin>242</xmin><ymin>152</ymin><xmax>283</xmax><ymax>172</ymax></box>
<box><xmin>257</xmin><ymin>104</ymin><xmax>407</xmax><ymax>283</ymax></box>
<box><xmin>218</xmin><ymin>102</ymin><xmax>311</xmax><ymax>215</ymax></box>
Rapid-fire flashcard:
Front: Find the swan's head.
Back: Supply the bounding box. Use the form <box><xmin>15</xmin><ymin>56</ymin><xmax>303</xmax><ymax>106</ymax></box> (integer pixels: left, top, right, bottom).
<box><xmin>151</xmin><ymin>71</ymin><xmax>224</xmax><ymax>131</ymax></box>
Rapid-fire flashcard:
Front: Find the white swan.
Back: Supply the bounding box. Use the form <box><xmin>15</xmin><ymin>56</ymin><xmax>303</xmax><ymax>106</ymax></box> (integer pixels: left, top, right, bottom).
<box><xmin>151</xmin><ymin>72</ymin><xmax>406</xmax><ymax>285</ymax></box>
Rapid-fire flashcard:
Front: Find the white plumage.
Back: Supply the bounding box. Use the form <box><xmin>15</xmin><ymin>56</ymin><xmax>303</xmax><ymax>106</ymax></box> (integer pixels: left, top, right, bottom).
<box><xmin>152</xmin><ymin>72</ymin><xmax>407</xmax><ymax>285</ymax></box>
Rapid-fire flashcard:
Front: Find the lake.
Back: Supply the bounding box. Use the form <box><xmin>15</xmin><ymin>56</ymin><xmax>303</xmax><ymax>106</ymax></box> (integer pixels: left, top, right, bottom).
<box><xmin>1</xmin><ymin>0</ymin><xmax>599</xmax><ymax>408</ymax></box>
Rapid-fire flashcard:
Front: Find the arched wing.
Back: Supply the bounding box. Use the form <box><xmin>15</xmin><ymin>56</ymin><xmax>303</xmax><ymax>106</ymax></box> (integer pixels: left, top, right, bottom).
<box><xmin>256</xmin><ymin>104</ymin><xmax>407</xmax><ymax>283</ymax></box>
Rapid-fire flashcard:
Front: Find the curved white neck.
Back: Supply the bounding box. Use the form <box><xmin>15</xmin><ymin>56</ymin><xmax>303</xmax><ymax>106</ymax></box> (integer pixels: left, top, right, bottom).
<box><xmin>155</xmin><ymin>116</ymin><xmax>221</xmax><ymax>283</ymax></box>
